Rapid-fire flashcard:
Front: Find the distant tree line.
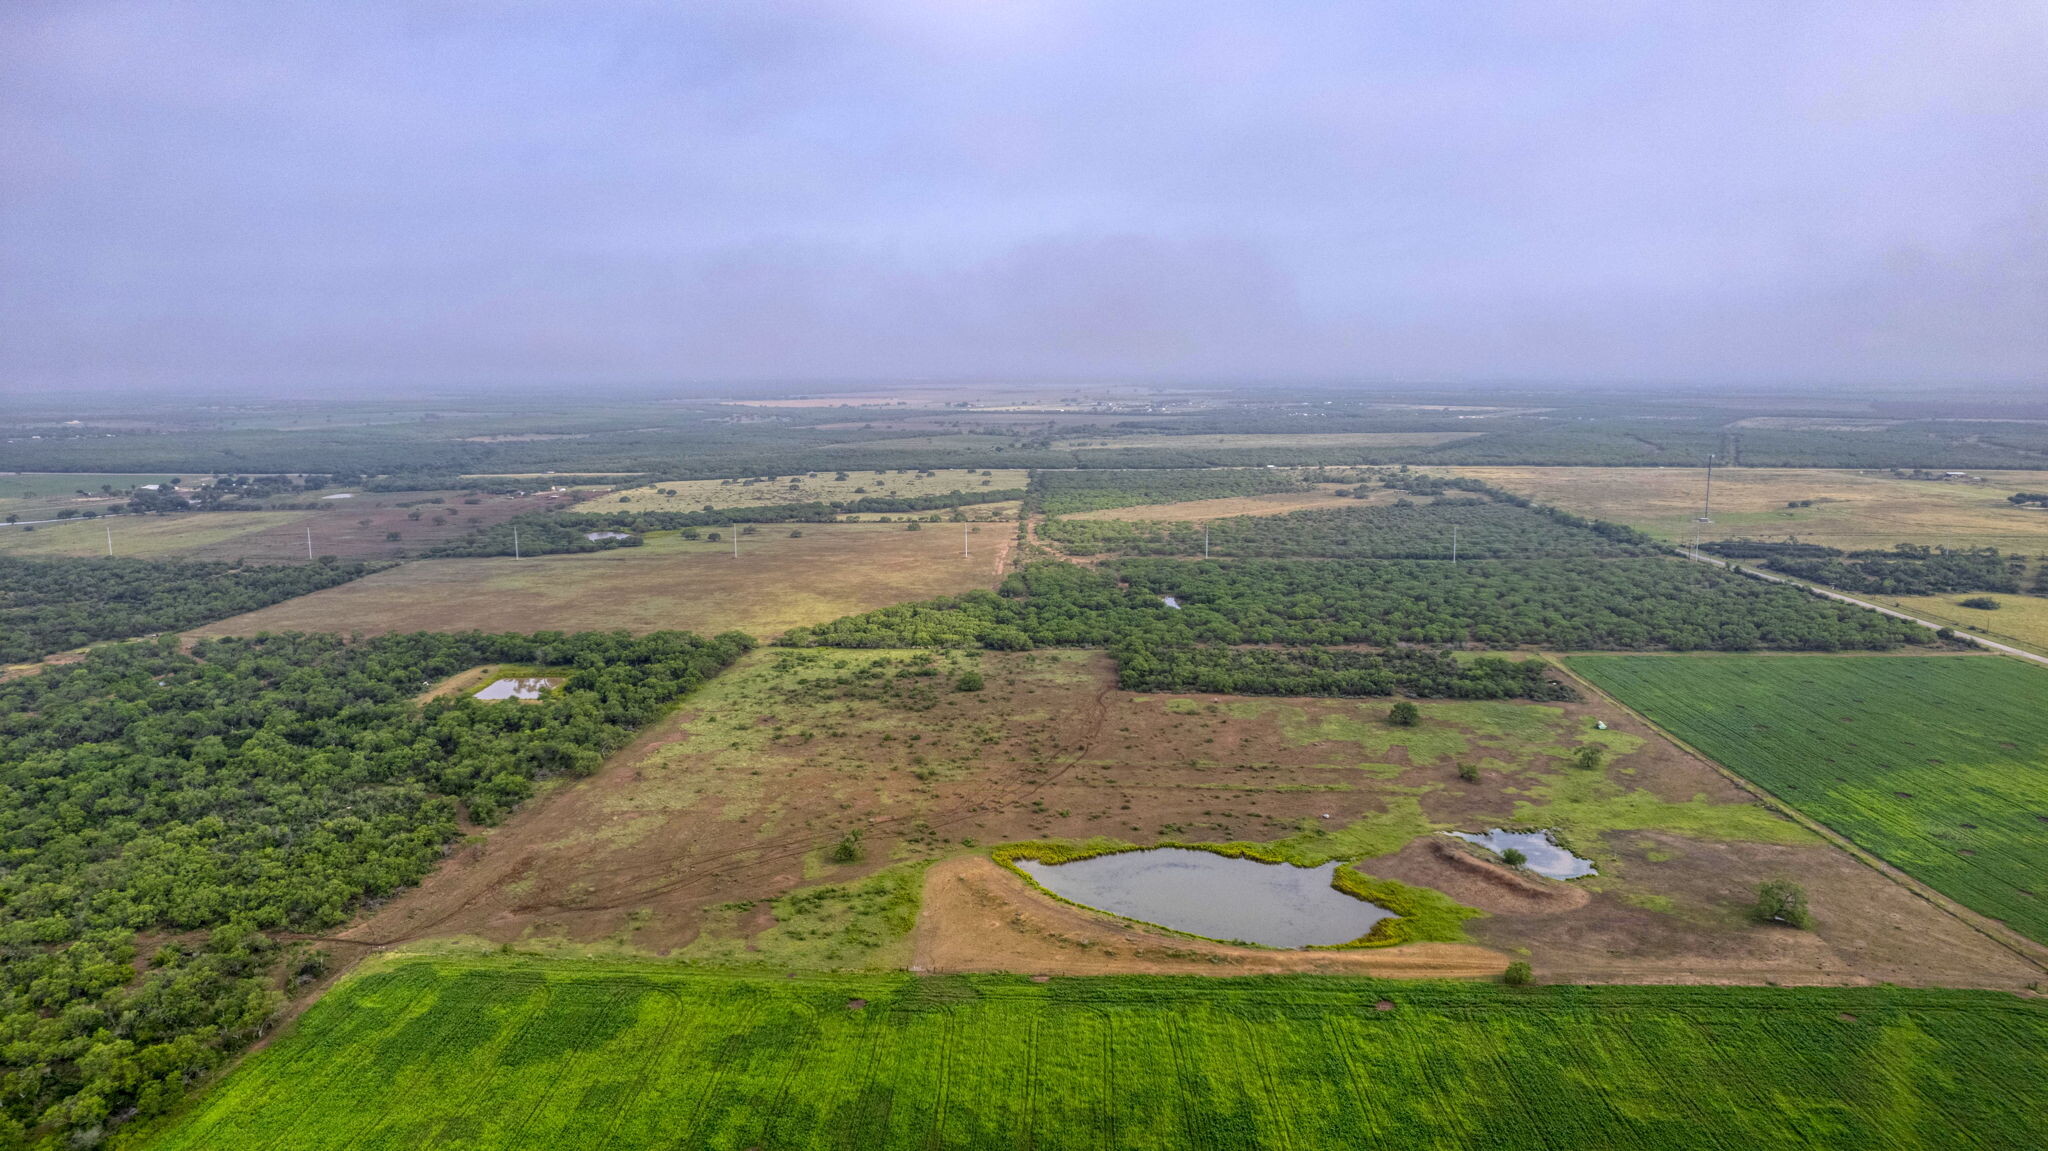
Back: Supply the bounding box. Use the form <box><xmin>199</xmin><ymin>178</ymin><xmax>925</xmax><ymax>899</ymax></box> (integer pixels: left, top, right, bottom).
<box><xmin>782</xmin><ymin>556</ymin><xmax>1930</xmax><ymax>696</ymax></box>
<box><xmin>429</xmin><ymin>489</ymin><xmax>1022</xmax><ymax>557</ymax></box>
<box><xmin>1701</xmin><ymin>541</ymin><xmax>2027</xmax><ymax>596</ymax></box>
<box><xmin>1029</xmin><ymin>468</ymin><xmax>1310</xmax><ymax>515</ymax></box>
<box><xmin>0</xmin><ymin>628</ymin><xmax>750</xmax><ymax>1144</ymax></box>
<box><xmin>1039</xmin><ymin>499</ymin><xmax>1658</xmax><ymax>559</ymax></box>
<box><xmin>0</xmin><ymin>556</ymin><xmax>386</xmax><ymax>663</ymax></box>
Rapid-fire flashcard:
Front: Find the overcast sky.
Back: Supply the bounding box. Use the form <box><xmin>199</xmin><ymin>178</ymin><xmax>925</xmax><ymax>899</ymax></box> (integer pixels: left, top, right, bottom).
<box><xmin>4</xmin><ymin>1</ymin><xmax>2044</xmax><ymax>392</ymax></box>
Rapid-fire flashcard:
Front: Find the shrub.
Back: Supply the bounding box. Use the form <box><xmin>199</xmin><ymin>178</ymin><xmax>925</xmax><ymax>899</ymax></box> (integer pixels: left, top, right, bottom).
<box><xmin>1501</xmin><ymin>848</ymin><xmax>1528</xmax><ymax>867</ymax></box>
<box><xmin>1572</xmin><ymin>745</ymin><xmax>1607</xmax><ymax>771</ymax></box>
<box><xmin>1456</xmin><ymin>762</ymin><xmax>1479</xmax><ymax>783</ymax></box>
<box><xmin>830</xmin><ymin>831</ymin><xmax>865</xmax><ymax>864</ymax></box>
<box><xmin>955</xmin><ymin>670</ymin><xmax>984</xmax><ymax>692</ymax></box>
<box><xmin>1503</xmin><ymin>960</ymin><xmax>1534</xmax><ymax>986</ymax></box>
<box><xmin>1959</xmin><ymin>596</ymin><xmax>2001</xmax><ymax>610</ymax></box>
<box><xmin>1388</xmin><ymin>701</ymin><xmax>1421</xmax><ymax>727</ymax></box>
<box><xmin>1755</xmin><ymin>879</ymin><xmax>1812</xmax><ymax>928</ymax></box>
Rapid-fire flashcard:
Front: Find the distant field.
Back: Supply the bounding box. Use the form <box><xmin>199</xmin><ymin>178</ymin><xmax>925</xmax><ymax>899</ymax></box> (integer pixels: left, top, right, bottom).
<box><xmin>0</xmin><ymin>471</ymin><xmax>180</xmax><ymax>499</ymax></box>
<box><xmin>612</xmin><ymin>467</ymin><xmax>1027</xmax><ymax>511</ymax></box>
<box><xmin>1568</xmin><ymin>653</ymin><xmax>2048</xmax><ymax>945</ymax></box>
<box><xmin>0</xmin><ymin>511</ymin><xmax>313</xmax><ymax>557</ymax></box>
<box><xmin>142</xmin><ymin>960</ymin><xmax>2048</xmax><ymax>1151</ymax></box>
<box><xmin>0</xmin><ymin>472</ymin><xmax>185</xmax><ymax>521</ymax></box>
<box><xmin>1888</xmin><ymin>592</ymin><xmax>2048</xmax><ymax>655</ymax></box>
<box><xmin>1455</xmin><ymin>466</ymin><xmax>2048</xmax><ymax>552</ymax></box>
<box><xmin>1061</xmin><ymin>486</ymin><xmax>1374</xmax><ymax>522</ymax></box>
<box><xmin>1054</xmin><ymin>431</ymin><xmax>1482</xmax><ymax>450</ymax></box>
<box><xmin>187</xmin><ymin>523</ymin><xmax>1007</xmax><ymax>640</ymax></box>
<box><xmin>0</xmin><ymin>490</ymin><xmax>572</xmax><ymax>561</ymax></box>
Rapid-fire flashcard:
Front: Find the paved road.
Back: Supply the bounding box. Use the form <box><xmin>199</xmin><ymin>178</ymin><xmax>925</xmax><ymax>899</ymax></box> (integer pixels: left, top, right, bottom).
<box><xmin>1677</xmin><ymin>548</ymin><xmax>2048</xmax><ymax>669</ymax></box>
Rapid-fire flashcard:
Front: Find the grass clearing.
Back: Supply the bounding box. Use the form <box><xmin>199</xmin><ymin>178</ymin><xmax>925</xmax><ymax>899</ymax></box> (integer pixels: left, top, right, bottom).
<box><xmin>323</xmin><ymin>650</ymin><xmax>2030</xmax><ymax>988</ymax></box>
<box><xmin>1455</xmin><ymin>466</ymin><xmax>2048</xmax><ymax>552</ymax></box>
<box><xmin>1568</xmin><ymin>653</ymin><xmax>2048</xmax><ymax>944</ymax></box>
<box><xmin>1059</xmin><ymin>486</ymin><xmax>1393</xmax><ymax>522</ymax></box>
<box><xmin>140</xmin><ymin>958</ymin><xmax>2048</xmax><ymax>1150</ymax></box>
<box><xmin>0</xmin><ymin>511</ymin><xmax>314</xmax><ymax>557</ymax></box>
<box><xmin>1051</xmin><ymin>431</ymin><xmax>1483</xmax><ymax>450</ymax></box>
<box><xmin>1887</xmin><ymin>592</ymin><xmax>2048</xmax><ymax>655</ymax></box>
<box><xmin>612</xmin><ymin>468</ymin><xmax>1028</xmax><ymax>511</ymax></box>
<box><xmin>186</xmin><ymin>522</ymin><xmax>1008</xmax><ymax>640</ymax></box>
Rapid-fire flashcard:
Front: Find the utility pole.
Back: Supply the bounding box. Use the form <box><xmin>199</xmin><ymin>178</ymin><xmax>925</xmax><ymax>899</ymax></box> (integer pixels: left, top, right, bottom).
<box><xmin>106</xmin><ymin>522</ymin><xmax>113</xmax><ymax>556</ymax></box>
<box><xmin>513</xmin><ymin>526</ymin><xmax>520</xmax><ymax>559</ymax></box>
<box><xmin>1700</xmin><ymin>453</ymin><xmax>1715</xmax><ymax>523</ymax></box>
<box><xmin>732</xmin><ymin>524</ymin><xmax>739</xmax><ymax>559</ymax></box>
<box><xmin>963</xmin><ymin>521</ymin><xmax>970</xmax><ymax>557</ymax></box>
<box><xmin>305</xmin><ymin>526</ymin><xmax>313</xmax><ymax>560</ymax></box>
<box><xmin>1451</xmin><ymin>524</ymin><xmax>1458</xmax><ymax>564</ymax></box>
<box><xmin>1203</xmin><ymin>523</ymin><xmax>1210</xmax><ymax>559</ymax></box>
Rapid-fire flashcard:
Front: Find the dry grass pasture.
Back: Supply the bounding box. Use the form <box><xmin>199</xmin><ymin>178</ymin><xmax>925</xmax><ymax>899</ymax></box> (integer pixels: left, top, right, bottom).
<box><xmin>329</xmin><ymin>648</ymin><xmax>2035</xmax><ymax>988</ymax></box>
<box><xmin>188</xmin><ymin>522</ymin><xmax>1009</xmax><ymax>641</ymax></box>
<box><xmin>1051</xmin><ymin>431</ymin><xmax>1482</xmax><ymax>450</ymax></box>
<box><xmin>1455</xmin><ymin>466</ymin><xmax>2048</xmax><ymax>552</ymax></box>
<box><xmin>612</xmin><ymin>467</ymin><xmax>1028</xmax><ymax>512</ymax></box>
<box><xmin>1058</xmin><ymin>485</ymin><xmax>1406</xmax><ymax>522</ymax></box>
<box><xmin>0</xmin><ymin>510</ymin><xmax>316</xmax><ymax>558</ymax></box>
<box><xmin>0</xmin><ymin>490</ymin><xmax>577</xmax><ymax>561</ymax></box>
<box><xmin>1887</xmin><ymin>592</ymin><xmax>2048</xmax><ymax>655</ymax></box>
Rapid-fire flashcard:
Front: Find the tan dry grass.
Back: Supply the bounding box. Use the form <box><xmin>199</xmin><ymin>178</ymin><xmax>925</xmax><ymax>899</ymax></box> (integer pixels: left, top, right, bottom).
<box><xmin>613</xmin><ymin>467</ymin><xmax>1029</xmax><ymax>512</ymax></box>
<box><xmin>1454</xmin><ymin>466</ymin><xmax>2048</xmax><ymax>552</ymax></box>
<box><xmin>1058</xmin><ymin>485</ymin><xmax>1393</xmax><ymax>522</ymax></box>
<box><xmin>185</xmin><ymin>522</ymin><xmax>1008</xmax><ymax>641</ymax></box>
<box><xmin>1052</xmin><ymin>431</ymin><xmax>1481</xmax><ymax>450</ymax></box>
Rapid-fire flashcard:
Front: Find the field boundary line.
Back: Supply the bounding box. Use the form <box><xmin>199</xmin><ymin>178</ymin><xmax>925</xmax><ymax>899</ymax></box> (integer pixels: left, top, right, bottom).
<box><xmin>1547</xmin><ymin>656</ymin><xmax>2048</xmax><ymax>978</ymax></box>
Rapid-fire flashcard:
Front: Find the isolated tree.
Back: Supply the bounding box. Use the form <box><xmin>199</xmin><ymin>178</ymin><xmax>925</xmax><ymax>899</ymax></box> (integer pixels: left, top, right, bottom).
<box><xmin>1501</xmin><ymin>848</ymin><xmax>1528</xmax><ymax>867</ymax></box>
<box><xmin>956</xmin><ymin>670</ymin><xmax>984</xmax><ymax>692</ymax></box>
<box><xmin>1388</xmin><ymin>701</ymin><xmax>1420</xmax><ymax>727</ymax></box>
<box><xmin>1572</xmin><ymin>745</ymin><xmax>1606</xmax><ymax>771</ymax></box>
<box><xmin>1502</xmin><ymin>961</ymin><xmax>1534</xmax><ymax>987</ymax></box>
<box><xmin>1754</xmin><ymin>879</ymin><xmax>1812</xmax><ymax>928</ymax></box>
<box><xmin>1456</xmin><ymin>762</ymin><xmax>1479</xmax><ymax>783</ymax></box>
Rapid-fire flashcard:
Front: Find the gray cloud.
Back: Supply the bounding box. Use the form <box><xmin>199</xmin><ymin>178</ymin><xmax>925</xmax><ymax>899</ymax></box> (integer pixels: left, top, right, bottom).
<box><xmin>3</xmin><ymin>0</ymin><xmax>2044</xmax><ymax>391</ymax></box>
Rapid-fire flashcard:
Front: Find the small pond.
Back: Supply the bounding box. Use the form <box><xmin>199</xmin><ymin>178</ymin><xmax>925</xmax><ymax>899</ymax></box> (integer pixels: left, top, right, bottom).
<box><xmin>474</xmin><ymin>677</ymin><xmax>562</xmax><ymax>701</ymax></box>
<box><xmin>1161</xmin><ymin>596</ymin><xmax>1182</xmax><ymax>609</ymax></box>
<box><xmin>1014</xmin><ymin>848</ymin><xmax>1393</xmax><ymax>947</ymax></box>
<box><xmin>1446</xmin><ymin>829</ymin><xmax>1597</xmax><ymax>879</ymax></box>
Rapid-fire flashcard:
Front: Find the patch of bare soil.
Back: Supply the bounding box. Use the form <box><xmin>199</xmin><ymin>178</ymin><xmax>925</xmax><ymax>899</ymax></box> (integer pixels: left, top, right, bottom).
<box><xmin>1358</xmin><ymin>836</ymin><xmax>1590</xmax><ymax>915</ymax></box>
<box><xmin>1478</xmin><ymin>832</ymin><xmax>2042</xmax><ymax>989</ymax></box>
<box><xmin>910</xmin><ymin>857</ymin><xmax>1506</xmax><ymax>978</ymax></box>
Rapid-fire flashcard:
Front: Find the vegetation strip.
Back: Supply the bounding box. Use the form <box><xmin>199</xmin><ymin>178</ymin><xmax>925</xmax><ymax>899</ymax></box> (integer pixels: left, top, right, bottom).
<box><xmin>1567</xmin><ymin>653</ymin><xmax>2048</xmax><ymax>947</ymax></box>
<box><xmin>137</xmin><ymin>959</ymin><xmax>2048</xmax><ymax>1150</ymax></box>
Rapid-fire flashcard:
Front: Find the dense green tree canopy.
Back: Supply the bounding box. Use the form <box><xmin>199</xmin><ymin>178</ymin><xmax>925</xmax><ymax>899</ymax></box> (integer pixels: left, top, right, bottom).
<box><xmin>0</xmin><ymin>557</ymin><xmax>386</xmax><ymax>663</ymax></box>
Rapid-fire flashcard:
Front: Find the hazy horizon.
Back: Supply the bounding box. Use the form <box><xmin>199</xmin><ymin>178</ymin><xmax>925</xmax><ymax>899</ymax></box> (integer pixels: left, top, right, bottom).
<box><xmin>5</xmin><ymin>1</ymin><xmax>2045</xmax><ymax>393</ymax></box>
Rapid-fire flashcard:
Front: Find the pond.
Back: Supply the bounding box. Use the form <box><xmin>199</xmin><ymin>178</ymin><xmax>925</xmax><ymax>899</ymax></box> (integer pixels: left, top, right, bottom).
<box><xmin>1013</xmin><ymin>848</ymin><xmax>1394</xmax><ymax>947</ymax></box>
<box><xmin>1445</xmin><ymin>829</ymin><xmax>1597</xmax><ymax>879</ymax></box>
<box><xmin>474</xmin><ymin>677</ymin><xmax>562</xmax><ymax>701</ymax></box>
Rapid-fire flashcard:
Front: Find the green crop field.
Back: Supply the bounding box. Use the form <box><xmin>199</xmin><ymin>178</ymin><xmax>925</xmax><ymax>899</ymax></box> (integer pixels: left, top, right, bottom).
<box><xmin>1567</xmin><ymin>654</ymin><xmax>2048</xmax><ymax>944</ymax></box>
<box><xmin>140</xmin><ymin>958</ymin><xmax>2048</xmax><ymax>1150</ymax></box>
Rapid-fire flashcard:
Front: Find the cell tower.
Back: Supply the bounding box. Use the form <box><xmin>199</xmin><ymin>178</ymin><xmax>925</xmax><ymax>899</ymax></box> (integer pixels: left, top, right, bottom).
<box><xmin>1697</xmin><ymin>453</ymin><xmax>1715</xmax><ymax>523</ymax></box>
